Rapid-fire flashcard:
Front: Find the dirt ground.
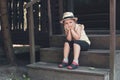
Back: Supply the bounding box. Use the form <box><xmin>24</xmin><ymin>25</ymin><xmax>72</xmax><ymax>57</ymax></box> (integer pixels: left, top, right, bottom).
<box><xmin>0</xmin><ymin>46</ymin><xmax>39</xmax><ymax>80</ymax></box>
<box><xmin>0</xmin><ymin>54</ymin><xmax>30</xmax><ymax>80</ymax></box>
<box><xmin>0</xmin><ymin>64</ymin><xmax>28</xmax><ymax>80</ymax></box>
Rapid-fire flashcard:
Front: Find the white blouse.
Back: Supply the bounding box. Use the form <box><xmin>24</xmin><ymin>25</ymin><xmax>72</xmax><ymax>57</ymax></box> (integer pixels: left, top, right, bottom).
<box><xmin>75</xmin><ymin>24</ymin><xmax>91</xmax><ymax>45</ymax></box>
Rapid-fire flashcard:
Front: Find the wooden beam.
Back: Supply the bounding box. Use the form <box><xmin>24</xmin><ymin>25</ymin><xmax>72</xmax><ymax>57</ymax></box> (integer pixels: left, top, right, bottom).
<box><xmin>24</xmin><ymin>0</ymin><xmax>40</xmax><ymax>8</ymax></box>
<box><xmin>48</xmin><ymin>0</ymin><xmax>52</xmax><ymax>36</ymax></box>
<box><xmin>59</xmin><ymin>0</ymin><xmax>64</xmax><ymax>34</ymax></box>
<box><xmin>109</xmin><ymin>0</ymin><xmax>116</xmax><ymax>80</ymax></box>
<box><xmin>28</xmin><ymin>6</ymin><xmax>35</xmax><ymax>63</ymax></box>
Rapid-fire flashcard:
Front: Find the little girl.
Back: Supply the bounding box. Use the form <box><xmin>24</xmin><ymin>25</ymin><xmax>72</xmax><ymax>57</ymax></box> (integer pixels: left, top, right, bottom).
<box><xmin>58</xmin><ymin>12</ymin><xmax>91</xmax><ymax>69</ymax></box>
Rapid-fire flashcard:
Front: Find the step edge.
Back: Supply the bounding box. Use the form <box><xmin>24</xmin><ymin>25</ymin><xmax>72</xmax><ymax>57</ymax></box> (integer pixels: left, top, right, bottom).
<box><xmin>40</xmin><ymin>48</ymin><xmax>110</xmax><ymax>54</ymax></box>
<box><xmin>27</xmin><ymin>62</ymin><xmax>110</xmax><ymax>76</ymax></box>
<box><xmin>50</xmin><ymin>34</ymin><xmax>120</xmax><ymax>37</ymax></box>
<box><xmin>40</xmin><ymin>48</ymin><xmax>120</xmax><ymax>53</ymax></box>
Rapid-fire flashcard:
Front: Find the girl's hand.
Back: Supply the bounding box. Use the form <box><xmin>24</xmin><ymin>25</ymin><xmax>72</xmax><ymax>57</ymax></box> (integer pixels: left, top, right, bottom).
<box><xmin>64</xmin><ymin>26</ymin><xmax>70</xmax><ymax>31</ymax></box>
<box><xmin>69</xmin><ymin>24</ymin><xmax>75</xmax><ymax>30</ymax></box>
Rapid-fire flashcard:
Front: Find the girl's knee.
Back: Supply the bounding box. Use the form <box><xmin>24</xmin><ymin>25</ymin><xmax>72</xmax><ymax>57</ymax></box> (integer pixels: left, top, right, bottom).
<box><xmin>73</xmin><ymin>40</ymin><xmax>80</xmax><ymax>46</ymax></box>
<box><xmin>64</xmin><ymin>42</ymin><xmax>69</xmax><ymax>45</ymax></box>
<box><xmin>64</xmin><ymin>42</ymin><xmax>70</xmax><ymax>47</ymax></box>
<box><xmin>73</xmin><ymin>43</ymin><xmax>81</xmax><ymax>48</ymax></box>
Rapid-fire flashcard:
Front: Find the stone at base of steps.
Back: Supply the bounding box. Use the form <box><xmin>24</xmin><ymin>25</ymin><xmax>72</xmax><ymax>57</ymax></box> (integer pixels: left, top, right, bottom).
<box><xmin>27</xmin><ymin>62</ymin><xmax>110</xmax><ymax>80</ymax></box>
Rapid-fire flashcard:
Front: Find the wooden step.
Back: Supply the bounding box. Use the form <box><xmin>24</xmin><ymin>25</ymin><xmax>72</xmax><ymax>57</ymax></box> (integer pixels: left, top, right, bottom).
<box><xmin>85</xmin><ymin>30</ymin><xmax>120</xmax><ymax>34</ymax></box>
<box><xmin>27</xmin><ymin>62</ymin><xmax>110</xmax><ymax>80</ymax></box>
<box><xmin>49</xmin><ymin>34</ymin><xmax>120</xmax><ymax>49</ymax></box>
<box><xmin>40</xmin><ymin>48</ymin><xmax>112</xmax><ymax>68</ymax></box>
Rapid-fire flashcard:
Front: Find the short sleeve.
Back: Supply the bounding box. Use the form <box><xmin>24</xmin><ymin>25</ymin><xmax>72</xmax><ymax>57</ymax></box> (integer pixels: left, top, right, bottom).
<box><xmin>78</xmin><ymin>24</ymin><xmax>85</xmax><ymax>31</ymax></box>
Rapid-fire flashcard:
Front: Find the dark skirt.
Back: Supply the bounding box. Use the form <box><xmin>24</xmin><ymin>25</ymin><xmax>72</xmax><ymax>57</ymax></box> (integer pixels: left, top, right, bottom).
<box><xmin>65</xmin><ymin>40</ymin><xmax>90</xmax><ymax>51</ymax></box>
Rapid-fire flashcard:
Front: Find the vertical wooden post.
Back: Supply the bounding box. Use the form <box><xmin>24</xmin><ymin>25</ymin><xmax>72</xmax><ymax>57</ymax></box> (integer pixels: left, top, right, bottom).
<box><xmin>59</xmin><ymin>0</ymin><xmax>64</xmax><ymax>34</ymax></box>
<box><xmin>48</xmin><ymin>0</ymin><xmax>52</xmax><ymax>36</ymax></box>
<box><xmin>25</xmin><ymin>0</ymin><xmax>41</xmax><ymax>64</ymax></box>
<box><xmin>28</xmin><ymin>5</ymin><xmax>35</xmax><ymax>63</ymax></box>
<box><xmin>0</xmin><ymin>0</ymin><xmax>16</xmax><ymax>65</ymax></box>
<box><xmin>110</xmin><ymin>0</ymin><xmax>116</xmax><ymax>80</ymax></box>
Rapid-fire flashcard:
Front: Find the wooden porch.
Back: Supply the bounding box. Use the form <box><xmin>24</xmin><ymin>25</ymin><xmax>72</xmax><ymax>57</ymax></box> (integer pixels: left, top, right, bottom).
<box><xmin>24</xmin><ymin>0</ymin><xmax>119</xmax><ymax>80</ymax></box>
<box><xmin>0</xmin><ymin>0</ymin><xmax>119</xmax><ymax>80</ymax></box>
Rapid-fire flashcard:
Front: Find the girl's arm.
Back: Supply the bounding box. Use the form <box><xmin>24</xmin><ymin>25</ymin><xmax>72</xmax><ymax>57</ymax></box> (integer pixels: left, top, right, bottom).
<box><xmin>64</xmin><ymin>25</ymin><xmax>72</xmax><ymax>41</ymax></box>
<box><xmin>65</xmin><ymin>29</ymin><xmax>72</xmax><ymax>41</ymax></box>
<box><xmin>70</xmin><ymin>25</ymin><xmax>83</xmax><ymax>40</ymax></box>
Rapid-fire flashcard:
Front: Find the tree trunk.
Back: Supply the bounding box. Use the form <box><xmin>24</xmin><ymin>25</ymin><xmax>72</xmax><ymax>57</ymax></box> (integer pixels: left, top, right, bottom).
<box><xmin>0</xmin><ymin>0</ymin><xmax>16</xmax><ymax>65</ymax></box>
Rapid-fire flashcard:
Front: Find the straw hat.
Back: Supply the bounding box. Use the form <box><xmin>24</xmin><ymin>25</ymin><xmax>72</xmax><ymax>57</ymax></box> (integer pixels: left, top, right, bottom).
<box><xmin>60</xmin><ymin>12</ymin><xmax>78</xmax><ymax>24</ymax></box>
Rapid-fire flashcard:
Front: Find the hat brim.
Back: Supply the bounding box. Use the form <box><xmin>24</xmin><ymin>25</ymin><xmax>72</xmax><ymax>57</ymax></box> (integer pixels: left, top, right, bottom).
<box><xmin>60</xmin><ymin>17</ymin><xmax>78</xmax><ymax>24</ymax></box>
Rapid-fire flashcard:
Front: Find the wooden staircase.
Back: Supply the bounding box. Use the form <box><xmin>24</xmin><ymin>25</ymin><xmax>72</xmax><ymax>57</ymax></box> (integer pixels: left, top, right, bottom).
<box><xmin>27</xmin><ymin>34</ymin><xmax>120</xmax><ymax>80</ymax></box>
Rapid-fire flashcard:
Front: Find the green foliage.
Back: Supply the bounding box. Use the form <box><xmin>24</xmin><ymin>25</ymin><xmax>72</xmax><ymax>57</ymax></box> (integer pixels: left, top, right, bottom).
<box><xmin>22</xmin><ymin>74</ymin><xmax>30</xmax><ymax>80</ymax></box>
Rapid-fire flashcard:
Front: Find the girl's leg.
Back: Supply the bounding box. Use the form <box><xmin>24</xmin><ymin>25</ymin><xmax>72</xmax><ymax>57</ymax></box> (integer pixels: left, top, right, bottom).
<box><xmin>63</xmin><ymin>42</ymin><xmax>70</xmax><ymax>62</ymax></box>
<box><xmin>67</xmin><ymin>43</ymin><xmax>80</xmax><ymax>69</ymax></box>
<box><xmin>72</xmin><ymin>40</ymin><xmax>89</xmax><ymax>64</ymax></box>
<box><xmin>58</xmin><ymin>42</ymin><xmax>70</xmax><ymax>68</ymax></box>
<box><xmin>67</xmin><ymin>41</ymin><xmax>90</xmax><ymax>69</ymax></box>
<box><xmin>73</xmin><ymin>43</ymin><xmax>81</xmax><ymax>64</ymax></box>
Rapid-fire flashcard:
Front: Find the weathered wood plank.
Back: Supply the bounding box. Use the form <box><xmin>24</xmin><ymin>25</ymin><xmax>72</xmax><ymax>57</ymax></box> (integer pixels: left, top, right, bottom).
<box><xmin>24</xmin><ymin>0</ymin><xmax>41</xmax><ymax>8</ymax></box>
<box><xmin>27</xmin><ymin>62</ymin><xmax>110</xmax><ymax>80</ymax></box>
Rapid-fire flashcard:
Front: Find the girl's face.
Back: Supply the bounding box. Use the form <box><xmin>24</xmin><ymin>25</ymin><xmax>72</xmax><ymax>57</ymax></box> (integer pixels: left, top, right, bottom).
<box><xmin>63</xmin><ymin>19</ymin><xmax>76</xmax><ymax>27</ymax></box>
